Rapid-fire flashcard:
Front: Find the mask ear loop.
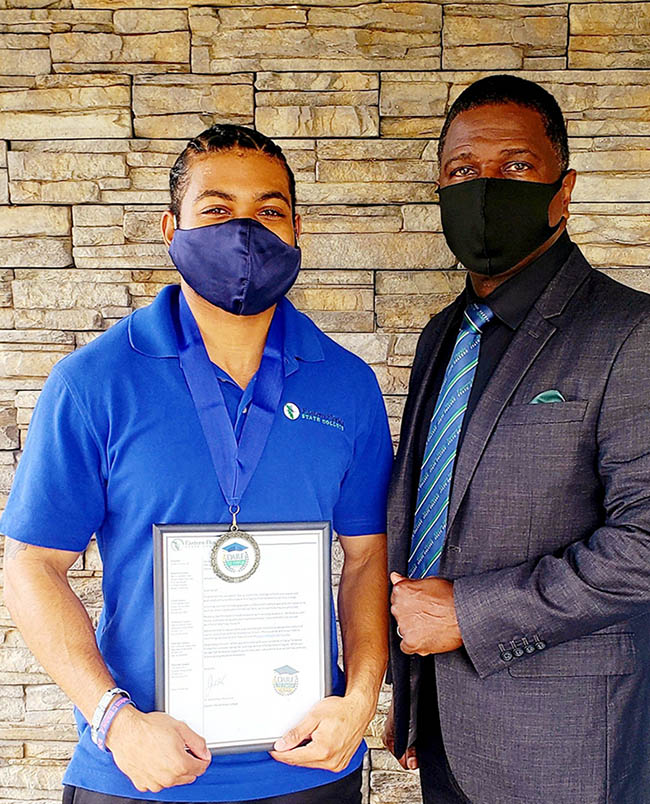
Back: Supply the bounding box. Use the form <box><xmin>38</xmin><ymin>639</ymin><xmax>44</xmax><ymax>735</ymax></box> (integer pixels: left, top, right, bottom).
<box><xmin>173</xmin><ymin>213</ymin><xmax>178</xmax><ymax>230</ymax></box>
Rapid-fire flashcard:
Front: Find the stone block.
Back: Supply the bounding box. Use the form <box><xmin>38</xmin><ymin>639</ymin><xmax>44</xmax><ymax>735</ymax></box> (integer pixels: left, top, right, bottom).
<box><xmin>305</xmin><ymin>310</ymin><xmax>374</xmax><ymax>332</ymax></box>
<box><xmin>123</xmin><ymin>210</ymin><xmax>166</xmax><ymax>242</ymax></box>
<box><xmin>0</xmin><ymin>648</ymin><xmax>43</xmax><ymax>675</ymax></box>
<box><xmin>73</xmin><ymin>226</ymin><xmax>124</xmax><ymax>247</ymax></box>
<box><xmin>113</xmin><ymin>9</ymin><xmax>188</xmax><ymax>34</ymax></box>
<box><xmin>0</xmin><ymin>75</ymin><xmax>132</xmax><ymax>140</ymax></box>
<box><xmin>14</xmin><ymin>268</ymin><xmax>131</xmax><ymax>283</ymax></box>
<box><xmin>317</xmin><ymin>159</ymin><xmax>435</xmax><ymax>183</ymax></box>
<box><xmin>0</xmin><ymin>740</ymin><xmax>22</xmax><ymax>759</ymax></box>
<box><xmin>376</xmin><ymin>293</ymin><xmax>457</xmax><ymax>330</ymax></box>
<box><xmin>0</xmin><ymin>10</ymin><xmax>114</xmax><ymax>34</ymax></box>
<box><xmin>257</xmin><ymin>105</ymin><xmax>378</xmax><ymax>138</ymax></box>
<box><xmin>12</xmin><ymin>279</ymin><xmax>128</xmax><ymax>310</ymax></box>
<box><xmin>329</xmin><ymin>332</ymin><xmax>390</xmax><ymax>364</ymax></box>
<box><xmin>300</xmin><ymin>205</ymin><xmax>402</xmax><ymax>234</ymax></box>
<box><xmin>0</xmin><ymin>44</ymin><xmax>50</xmax><ymax>76</ymax></box>
<box><xmin>570</xmin><ymin>3</ymin><xmax>650</xmax><ymax>68</ymax></box>
<box><xmin>128</xmin><ymin>167</ymin><xmax>169</xmax><ymax>191</ymax></box>
<box><xmin>256</xmin><ymin>72</ymin><xmax>378</xmax><ymax>91</ymax></box>
<box><xmin>317</xmin><ymin>139</ymin><xmax>431</xmax><ymax>161</ymax></box>
<box><xmin>371</xmin><ymin>365</ymin><xmax>410</xmax><ymax>395</ymax></box>
<box><xmin>50</xmin><ymin>32</ymin><xmax>190</xmax><ymax>71</ymax></box>
<box><xmin>100</xmin><ymin>190</ymin><xmax>168</xmax><ymax>205</ymax></box>
<box><xmin>0</xmin><ymin>349</ymin><xmax>70</xmax><ymax>379</ymax></box>
<box><xmin>380</xmin><ymin>76</ymin><xmax>447</xmax><ymax>118</ymax></box>
<box><xmin>73</xmin><ymin>242</ymin><xmax>171</xmax><ymax>270</ymax></box>
<box><xmin>294</xmin><ymin>269</ymin><xmax>372</xmax><ymax>287</ymax></box>
<box><xmin>0</xmin><ymin>403</ymin><xmax>19</xmax><ymax>449</ymax></box>
<box><xmin>401</xmin><ymin>204</ymin><xmax>442</xmax><ymax>232</ymax></box>
<box><xmin>0</xmin><ymin>206</ymin><xmax>70</xmax><ymax>238</ymax></box>
<box><xmin>301</xmin><ymin>232</ymin><xmax>454</xmax><ymax>270</ymax></box>
<box><xmin>25</xmin><ymin>685</ymin><xmax>69</xmax><ymax>712</ymax></box>
<box><xmin>8</xmin><ymin>152</ymin><xmax>126</xmax><ymax>182</ymax></box>
<box><xmin>572</xmin><ymin>175</ymin><xmax>650</xmax><ymax>204</ymax></box>
<box><xmin>134</xmin><ymin>74</ymin><xmax>254</xmax><ymax>138</ymax></box>
<box><xmin>73</xmin><ymin>204</ymin><xmax>123</xmax><ymax>227</ymax></box>
<box><xmin>14</xmin><ymin>307</ymin><xmax>104</xmax><ymax>332</ymax></box>
<box><xmin>24</xmin><ymin>709</ymin><xmax>76</xmax><ymax>726</ymax></box>
<box><xmin>190</xmin><ymin>4</ymin><xmax>441</xmax><ymax>71</ymax></box>
<box><xmin>84</xmin><ymin>539</ymin><xmax>102</xmax><ymax>572</ymax></box>
<box><xmin>24</xmin><ymin>741</ymin><xmax>74</xmax><ymax>760</ymax></box>
<box><xmin>10</xmin><ymin>180</ymin><xmax>100</xmax><ymax>204</ymax></box>
<box><xmin>0</xmin><ymin>693</ymin><xmax>24</xmax><ymax>721</ymax></box>
<box><xmin>297</xmin><ymin>181</ymin><xmax>438</xmax><ymax>205</ymax></box>
<box><xmin>376</xmin><ymin>269</ymin><xmax>465</xmax><ymax>296</ymax></box>
<box><xmin>370</xmin><ymin>769</ymin><xmax>422</xmax><ymax>802</ymax></box>
<box><xmin>389</xmin><ymin>333</ymin><xmax>419</xmax><ymax>365</ymax></box>
<box><xmin>287</xmin><ymin>287</ymin><xmax>373</xmax><ymax>312</ymax></box>
<box><xmin>0</xmin><ymin>763</ymin><xmax>64</xmax><ymax>792</ymax></box>
<box><xmin>443</xmin><ymin>4</ymin><xmax>567</xmax><ymax>69</ymax></box>
<box><xmin>0</xmin><ymin>238</ymin><xmax>71</xmax><ymax>268</ymax></box>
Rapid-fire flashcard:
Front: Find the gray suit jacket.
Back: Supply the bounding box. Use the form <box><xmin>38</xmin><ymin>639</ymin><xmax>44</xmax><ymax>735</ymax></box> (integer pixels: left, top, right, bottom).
<box><xmin>388</xmin><ymin>246</ymin><xmax>650</xmax><ymax>803</ymax></box>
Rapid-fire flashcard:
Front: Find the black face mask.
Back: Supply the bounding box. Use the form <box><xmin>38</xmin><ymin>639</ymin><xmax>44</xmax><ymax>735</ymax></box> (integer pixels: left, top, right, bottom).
<box><xmin>438</xmin><ymin>175</ymin><xmax>566</xmax><ymax>276</ymax></box>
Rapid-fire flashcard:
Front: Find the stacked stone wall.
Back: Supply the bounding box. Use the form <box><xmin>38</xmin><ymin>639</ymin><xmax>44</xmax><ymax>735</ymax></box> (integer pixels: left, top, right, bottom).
<box><xmin>0</xmin><ymin>2</ymin><xmax>648</xmax><ymax>802</ymax></box>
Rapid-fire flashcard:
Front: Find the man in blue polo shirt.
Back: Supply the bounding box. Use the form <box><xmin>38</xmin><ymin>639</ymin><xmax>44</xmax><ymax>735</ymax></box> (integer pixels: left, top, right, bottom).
<box><xmin>1</xmin><ymin>125</ymin><xmax>393</xmax><ymax>804</ymax></box>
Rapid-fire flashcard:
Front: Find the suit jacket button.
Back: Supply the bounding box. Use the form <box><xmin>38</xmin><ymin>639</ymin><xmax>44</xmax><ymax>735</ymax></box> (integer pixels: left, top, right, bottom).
<box><xmin>525</xmin><ymin>644</ymin><xmax>536</xmax><ymax>654</ymax></box>
<box><xmin>513</xmin><ymin>647</ymin><xmax>524</xmax><ymax>658</ymax></box>
<box><xmin>536</xmin><ymin>641</ymin><xmax>547</xmax><ymax>651</ymax></box>
<box><xmin>501</xmin><ymin>651</ymin><xmax>513</xmax><ymax>662</ymax></box>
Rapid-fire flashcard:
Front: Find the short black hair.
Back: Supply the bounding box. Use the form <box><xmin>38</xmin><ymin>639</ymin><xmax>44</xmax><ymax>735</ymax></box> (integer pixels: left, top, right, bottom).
<box><xmin>437</xmin><ymin>74</ymin><xmax>569</xmax><ymax>173</ymax></box>
<box><xmin>169</xmin><ymin>124</ymin><xmax>296</xmax><ymax>223</ymax></box>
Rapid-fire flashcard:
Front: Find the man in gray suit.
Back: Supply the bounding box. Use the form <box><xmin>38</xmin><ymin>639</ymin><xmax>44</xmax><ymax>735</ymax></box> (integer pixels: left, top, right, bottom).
<box><xmin>384</xmin><ymin>74</ymin><xmax>650</xmax><ymax>803</ymax></box>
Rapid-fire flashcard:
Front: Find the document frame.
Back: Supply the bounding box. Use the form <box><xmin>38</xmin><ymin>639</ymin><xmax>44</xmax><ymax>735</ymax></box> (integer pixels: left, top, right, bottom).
<box><xmin>153</xmin><ymin>521</ymin><xmax>333</xmax><ymax>755</ymax></box>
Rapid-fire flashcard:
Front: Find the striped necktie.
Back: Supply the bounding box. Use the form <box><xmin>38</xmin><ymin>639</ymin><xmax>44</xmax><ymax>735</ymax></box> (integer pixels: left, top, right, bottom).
<box><xmin>408</xmin><ymin>302</ymin><xmax>494</xmax><ymax>579</ymax></box>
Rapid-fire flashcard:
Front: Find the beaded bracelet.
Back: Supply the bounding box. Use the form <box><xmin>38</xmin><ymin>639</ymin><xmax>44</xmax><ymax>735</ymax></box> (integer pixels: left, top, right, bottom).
<box><xmin>95</xmin><ymin>695</ymin><xmax>135</xmax><ymax>752</ymax></box>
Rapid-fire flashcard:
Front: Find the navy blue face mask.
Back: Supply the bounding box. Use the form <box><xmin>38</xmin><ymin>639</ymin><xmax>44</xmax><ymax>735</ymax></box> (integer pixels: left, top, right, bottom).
<box><xmin>168</xmin><ymin>217</ymin><xmax>301</xmax><ymax>316</ymax></box>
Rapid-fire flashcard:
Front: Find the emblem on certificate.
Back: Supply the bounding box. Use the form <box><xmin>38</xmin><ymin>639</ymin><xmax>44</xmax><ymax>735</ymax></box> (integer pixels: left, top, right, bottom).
<box><xmin>210</xmin><ymin>532</ymin><xmax>260</xmax><ymax>582</ymax></box>
<box><xmin>153</xmin><ymin>521</ymin><xmax>332</xmax><ymax>755</ymax></box>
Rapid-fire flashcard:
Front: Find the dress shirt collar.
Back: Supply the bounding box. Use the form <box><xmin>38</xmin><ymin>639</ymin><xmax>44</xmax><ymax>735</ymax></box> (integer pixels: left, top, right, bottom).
<box><xmin>465</xmin><ymin>230</ymin><xmax>574</xmax><ymax>330</ymax></box>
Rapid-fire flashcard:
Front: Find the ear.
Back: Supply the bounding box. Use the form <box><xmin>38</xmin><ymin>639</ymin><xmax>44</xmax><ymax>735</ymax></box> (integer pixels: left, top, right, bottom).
<box><xmin>549</xmin><ymin>169</ymin><xmax>577</xmax><ymax>226</ymax></box>
<box><xmin>293</xmin><ymin>212</ymin><xmax>302</xmax><ymax>244</ymax></box>
<box><xmin>161</xmin><ymin>209</ymin><xmax>176</xmax><ymax>248</ymax></box>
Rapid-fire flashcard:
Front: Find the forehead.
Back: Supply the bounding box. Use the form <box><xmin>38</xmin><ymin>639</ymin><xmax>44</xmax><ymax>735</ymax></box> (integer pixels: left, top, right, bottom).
<box><xmin>184</xmin><ymin>148</ymin><xmax>291</xmax><ymax>199</ymax></box>
<box><xmin>442</xmin><ymin>103</ymin><xmax>556</xmax><ymax>161</ymax></box>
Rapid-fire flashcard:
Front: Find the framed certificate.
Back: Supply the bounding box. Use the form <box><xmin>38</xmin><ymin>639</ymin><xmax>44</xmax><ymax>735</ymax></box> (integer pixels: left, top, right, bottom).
<box><xmin>153</xmin><ymin>522</ymin><xmax>332</xmax><ymax>755</ymax></box>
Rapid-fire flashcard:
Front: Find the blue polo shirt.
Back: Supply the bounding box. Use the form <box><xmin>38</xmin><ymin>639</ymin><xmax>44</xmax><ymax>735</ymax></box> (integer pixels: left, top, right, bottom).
<box><xmin>0</xmin><ymin>285</ymin><xmax>393</xmax><ymax>802</ymax></box>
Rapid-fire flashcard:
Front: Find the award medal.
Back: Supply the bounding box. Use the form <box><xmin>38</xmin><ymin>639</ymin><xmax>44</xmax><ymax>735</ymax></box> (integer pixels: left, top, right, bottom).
<box><xmin>210</xmin><ymin>507</ymin><xmax>260</xmax><ymax>583</ymax></box>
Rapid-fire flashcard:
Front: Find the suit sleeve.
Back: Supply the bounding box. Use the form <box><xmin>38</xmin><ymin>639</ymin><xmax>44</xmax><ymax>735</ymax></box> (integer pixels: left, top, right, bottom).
<box><xmin>454</xmin><ymin>315</ymin><xmax>650</xmax><ymax>679</ymax></box>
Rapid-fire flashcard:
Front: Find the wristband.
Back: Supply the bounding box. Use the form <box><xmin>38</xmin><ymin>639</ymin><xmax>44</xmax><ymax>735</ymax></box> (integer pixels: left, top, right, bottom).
<box><xmin>90</xmin><ymin>687</ymin><xmax>131</xmax><ymax>745</ymax></box>
<box><xmin>95</xmin><ymin>695</ymin><xmax>135</xmax><ymax>752</ymax></box>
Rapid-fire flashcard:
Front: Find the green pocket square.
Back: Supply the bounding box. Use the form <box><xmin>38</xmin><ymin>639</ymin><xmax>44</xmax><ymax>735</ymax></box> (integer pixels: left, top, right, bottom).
<box><xmin>529</xmin><ymin>389</ymin><xmax>566</xmax><ymax>404</ymax></box>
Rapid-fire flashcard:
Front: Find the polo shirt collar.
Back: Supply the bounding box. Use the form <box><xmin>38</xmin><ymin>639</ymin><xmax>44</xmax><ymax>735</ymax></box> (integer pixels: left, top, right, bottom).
<box><xmin>128</xmin><ymin>284</ymin><xmax>324</xmax><ymax>374</ymax></box>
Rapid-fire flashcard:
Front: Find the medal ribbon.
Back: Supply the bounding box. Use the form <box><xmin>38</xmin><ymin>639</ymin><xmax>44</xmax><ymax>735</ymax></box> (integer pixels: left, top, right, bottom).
<box><xmin>176</xmin><ymin>290</ymin><xmax>285</xmax><ymax>521</ymax></box>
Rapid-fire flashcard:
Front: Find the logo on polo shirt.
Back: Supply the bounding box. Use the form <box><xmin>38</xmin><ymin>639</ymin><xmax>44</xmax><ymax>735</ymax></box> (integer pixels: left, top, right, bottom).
<box><xmin>283</xmin><ymin>402</ymin><xmax>300</xmax><ymax>420</ymax></box>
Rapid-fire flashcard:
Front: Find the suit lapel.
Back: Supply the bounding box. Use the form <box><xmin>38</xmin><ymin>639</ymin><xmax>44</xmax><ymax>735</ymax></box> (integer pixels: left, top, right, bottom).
<box><xmin>446</xmin><ymin>309</ymin><xmax>556</xmax><ymax>535</ymax></box>
<box><xmin>446</xmin><ymin>246</ymin><xmax>593</xmax><ymax>537</ymax></box>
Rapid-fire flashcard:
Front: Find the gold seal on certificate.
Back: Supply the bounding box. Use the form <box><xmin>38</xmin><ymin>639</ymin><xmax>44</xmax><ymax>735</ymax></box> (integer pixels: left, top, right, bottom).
<box><xmin>153</xmin><ymin>522</ymin><xmax>332</xmax><ymax>755</ymax></box>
